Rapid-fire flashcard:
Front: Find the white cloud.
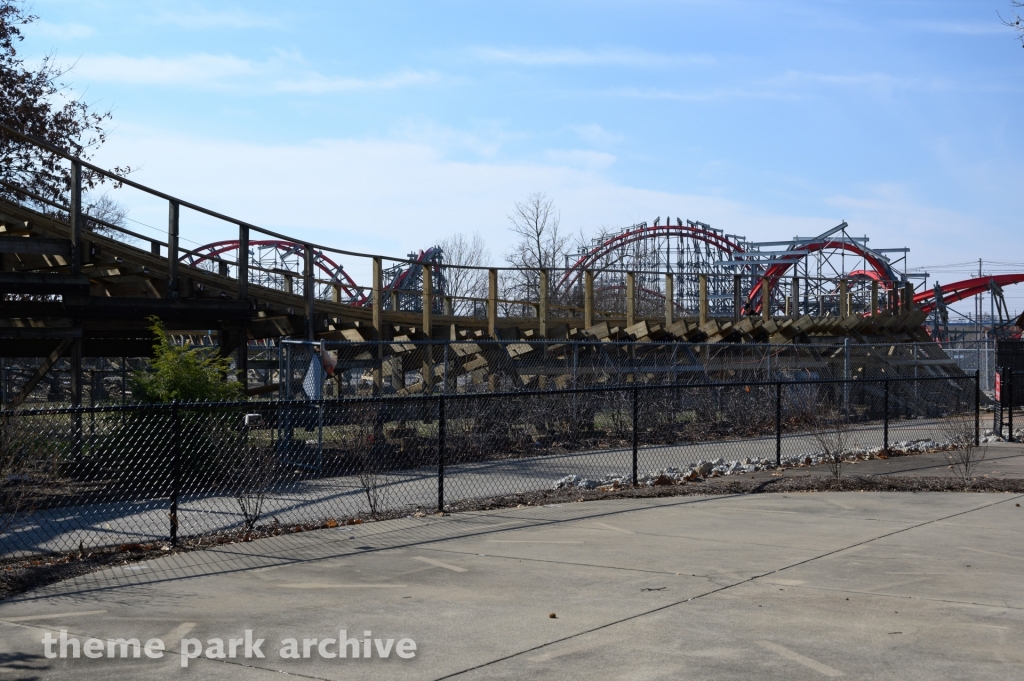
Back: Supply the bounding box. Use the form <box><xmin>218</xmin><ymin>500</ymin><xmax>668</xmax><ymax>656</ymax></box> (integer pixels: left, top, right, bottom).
<box><xmin>469</xmin><ymin>46</ymin><xmax>714</xmax><ymax>67</ymax></box>
<box><xmin>569</xmin><ymin>124</ymin><xmax>625</xmax><ymax>146</ymax></box>
<box><xmin>544</xmin><ymin>149</ymin><xmax>616</xmax><ymax>169</ymax></box>
<box><xmin>74</xmin><ymin>53</ymin><xmax>259</xmax><ymax>86</ymax></box>
<box><xmin>274</xmin><ymin>70</ymin><xmax>441</xmax><ymax>94</ymax></box>
<box><xmin>151</xmin><ymin>7</ymin><xmax>281</xmax><ymax>30</ymax></box>
<box><xmin>907</xmin><ymin>21</ymin><xmax>1009</xmax><ymax>36</ymax></box>
<box><xmin>602</xmin><ymin>86</ymin><xmax>793</xmax><ymax>102</ymax></box>
<box><xmin>770</xmin><ymin>70</ymin><xmax>946</xmax><ymax>91</ymax></box>
<box><xmin>28</xmin><ymin>21</ymin><xmax>95</xmax><ymax>39</ymax></box>
<box><xmin>71</xmin><ymin>53</ymin><xmax>440</xmax><ymax>94</ymax></box>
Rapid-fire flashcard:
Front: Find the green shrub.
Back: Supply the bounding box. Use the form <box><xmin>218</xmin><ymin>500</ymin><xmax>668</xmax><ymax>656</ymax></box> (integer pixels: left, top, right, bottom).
<box><xmin>131</xmin><ymin>318</ymin><xmax>243</xmax><ymax>403</ymax></box>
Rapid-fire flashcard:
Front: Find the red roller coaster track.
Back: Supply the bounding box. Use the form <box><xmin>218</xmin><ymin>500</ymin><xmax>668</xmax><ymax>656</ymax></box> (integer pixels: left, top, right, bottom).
<box><xmin>180</xmin><ymin>240</ymin><xmax>366</xmax><ymax>303</ymax></box>
<box><xmin>559</xmin><ymin>223</ymin><xmax>745</xmax><ymax>290</ymax></box>
<box><xmin>747</xmin><ymin>239</ymin><xmax>899</xmax><ymax>313</ymax></box>
<box><xmin>914</xmin><ymin>274</ymin><xmax>1024</xmax><ymax>315</ymax></box>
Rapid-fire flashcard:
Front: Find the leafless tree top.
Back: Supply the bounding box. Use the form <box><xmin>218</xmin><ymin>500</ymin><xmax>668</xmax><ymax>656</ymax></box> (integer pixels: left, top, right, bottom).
<box><xmin>1002</xmin><ymin>1</ymin><xmax>1024</xmax><ymax>47</ymax></box>
<box><xmin>506</xmin><ymin>192</ymin><xmax>569</xmax><ymax>271</ymax></box>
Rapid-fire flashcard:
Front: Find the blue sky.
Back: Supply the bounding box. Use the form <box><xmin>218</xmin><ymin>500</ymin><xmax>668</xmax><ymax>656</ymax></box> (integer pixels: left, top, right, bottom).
<box><xmin>21</xmin><ymin>1</ymin><xmax>1024</xmax><ymax>312</ymax></box>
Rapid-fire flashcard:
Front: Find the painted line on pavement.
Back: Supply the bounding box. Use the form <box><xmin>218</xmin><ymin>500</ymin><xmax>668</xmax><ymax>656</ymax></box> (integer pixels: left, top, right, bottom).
<box><xmin>1</xmin><ymin>610</ymin><xmax>106</xmax><ymax>622</ymax></box>
<box><xmin>757</xmin><ymin>640</ymin><xmax>843</xmax><ymax>677</ymax></box>
<box><xmin>413</xmin><ymin>557</ymin><xmax>467</xmax><ymax>572</ymax></box>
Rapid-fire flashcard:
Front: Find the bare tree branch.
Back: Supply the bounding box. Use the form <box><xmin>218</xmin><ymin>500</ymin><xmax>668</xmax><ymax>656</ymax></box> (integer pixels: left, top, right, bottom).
<box><xmin>504</xmin><ymin>192</ymin><xmax>570</xmax><ymax>316</ymax></box>
<box><xmin>438</xmin><ymin>232</ymin><xmax>490</xmax><ymax>316</ymax></box>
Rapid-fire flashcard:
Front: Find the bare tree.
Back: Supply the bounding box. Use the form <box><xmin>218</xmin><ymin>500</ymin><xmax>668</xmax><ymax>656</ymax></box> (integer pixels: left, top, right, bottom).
<box><xmin>1001</xmin><ymin>1</ymin><xmax>1024</xmax><ymax>47</ymax></box>
<box><xmin>812</xmin><ymin>406</ymin><xmax>851</xmax><ymax>480</ymax></box>
<box><xmin>942</xmin><ymin>415</ymin><xmax>987</xmax><ymax>485</ymax></box>
<box><xmin>230</xmin><ymin>446</ymin><xmax>276</xmax><ymax>532</ymax></box>
<box><xmin>84</xmin><ymin>192</ymin><xmax>131</xmax><ymax>242</ymax></box>
<box><xmin>438</xmin><ymin>232</ymin><xmax>490</xmax><ymax>316</ymax></box>
<box><xmin>349</xmin><ymin>404</ymin><xmax>391</xmax><ymax>518</ymax></box>
<box><xmin>0</xmin><ymin>414</ymin><xmax>33</xmax><ymax>535</ymax></box>
<box><xmin>504</xmin><ymin>193</ymin><xmax>570</xmax><ymax>315</ymax></box>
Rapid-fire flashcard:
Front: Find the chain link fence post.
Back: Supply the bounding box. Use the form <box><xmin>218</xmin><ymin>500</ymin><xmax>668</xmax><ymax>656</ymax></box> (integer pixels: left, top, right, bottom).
<box><xmin>1009</xmin><ymin>370</ymin><xmax>1015</xmax><ymax>443</ymax></box>
<box><xmin>975</xmin><ymin>369</ymin><xmax>980</xmax><ymax>447</ymax></box>
<box><xmin>631</xmin><ymin>386</ymin><xmax>638</xmax><ymax>486</ymax></box>
<box><xmin>775</xmin><ymin>380</ymin><xmax>782</xmax><ymax>466</ymax></box>
<box><xmin>437</xmin><ymin>394</ymin><xmax>446</xmax><ymax>512</ymax></box>
<box><xmin>883</xmin><ymin>377</ymin><xmax>890</xmax><ymax>452</ymax></box>
<box><xmin>169</xmin><ymin>401</ymin><xmax>180</xmax><ymax>546</ymax></box>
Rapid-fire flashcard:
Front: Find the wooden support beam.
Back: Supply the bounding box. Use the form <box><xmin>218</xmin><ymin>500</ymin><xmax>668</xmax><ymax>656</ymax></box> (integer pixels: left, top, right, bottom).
<box><xmin>237</xmin><ymin>224</ymin><xmax>248</xmax><ymax>301</ymax></box>
<box><xmin>0</xmin><ymin>272</ymin><xmax>89</xmax><ymax>295</ymax></box>
<box><xmin>167</xmin><ymin>200</ymin><xmax>179</xmax><ymax>299</ymax></box>
<box><xmin>70</xmin><ymin>161</ymin><xmax>82</xmax><ymax>276</ymax></box>
<box><xmin>584</xmin><ymin>269</ymin><xmax>594</xmax><ymax>329</ymax></box>
<box><xmin>422</xmin><ymin>266</ymin><xmax>433</xmax><ymax>390</ymax></box>
<box><xmin>626</xmin><ymin>271</ymin><xmax>635</xmax><ymax>329</ymax></box>
<box><xmin>761</xmin><ymin>276</ymin><xmax>771</xmax><ymax>323</ymax></box>
<box><xmin>904</xmin><ymin>281</ymin><xmax>915</xmax><ymax>312</ymax></box>
<box><xmin>372</xmin><ymin>257</ymin><xmax>383</xmax><ymax>339</ymax></box>
<box><xmin>372</xmin><ymin>256</ymin><xmax>383</xmax><ymax>394</ymax></box>
<box><xmin>0</xmin><ymin>237</ymin><xmax>71</xmax><ymax>256</ymax></box>
<box><xmin>487</xmin><ymin>268</ymin><xmax>498</xmax><ymax>338</ymax></box>
<box><xmin>539</xmin><ymin>269</ymin><xmax>549</xmax><ymax>337</ymax></box>
<box><xmin>422</xmin><ymin>266</ymin><xmax>432</xmax><ymax>338</ymax></box>
<box><xmin>8</xmin><ymin>337</ymin><xmax>73</xmax><ymax>409</ymax></box>
<box><xmin>734</xmin><ymin>274</ymin><xmax>742</xmax><ymax>321</ymax></box>
<box><xmin>664</xmin><ymin>272</ymin><xmax>674</xmax><ymax>327</ymax></box>
<box><xmin>698</xmin><ymin>273</ymin><xmax>708</xmax><ymax>326</ymax></box>
<box><xmin>303</xmin><ymin>243</ymin><xmax>315</xmax><ymax>341</ymax></box>
<box><xmin>839</xmin><ymin>279</ymin><xmax>849</xmax><ymax>318</ymax></box>
<box><xmin>791</xmin><ymin>276</ymin><xmax>800</xmax><ymax>317</ymax></box>
<box><xmin>871</xmin><ymin>280</ymin><xmax>879</xmax><ymax>317</ymax></box>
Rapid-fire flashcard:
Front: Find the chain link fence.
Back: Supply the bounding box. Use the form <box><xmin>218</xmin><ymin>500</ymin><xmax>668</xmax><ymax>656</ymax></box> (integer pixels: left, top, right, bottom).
<box><xmin>1</xmin><ymin>372</ymin><xmax>980</xmax><ymax>558</ymax></box>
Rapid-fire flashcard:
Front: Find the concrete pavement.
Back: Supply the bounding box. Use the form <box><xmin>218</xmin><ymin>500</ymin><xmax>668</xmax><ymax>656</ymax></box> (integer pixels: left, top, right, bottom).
<box><xmin>1</xmin><ymin>486</ymin><xmax>1022</xmax><ymax>680</ymax></box>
